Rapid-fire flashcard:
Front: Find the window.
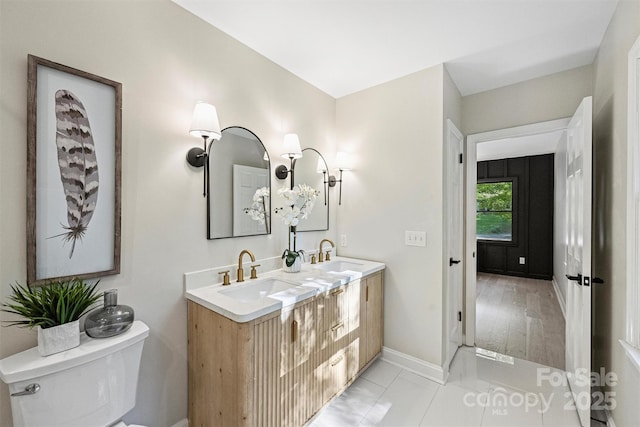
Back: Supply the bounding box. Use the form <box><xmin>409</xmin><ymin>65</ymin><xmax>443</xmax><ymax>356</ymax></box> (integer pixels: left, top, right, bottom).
<box><xmin>476</xmin><ymin>180</ymin><xmax>514</xmax><ymax>242</ymax></box>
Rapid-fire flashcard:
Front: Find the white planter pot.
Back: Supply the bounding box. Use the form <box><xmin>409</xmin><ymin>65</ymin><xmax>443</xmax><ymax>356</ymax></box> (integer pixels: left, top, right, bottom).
<box><xmin>37</xmin><ymin>320</ymin><xmax>80</xmax><ymax>356</ymax></box>
<box><xmin>282</xmin><ymin>256</ymin><xmax>302</xmax><ymax>273</ymax></box>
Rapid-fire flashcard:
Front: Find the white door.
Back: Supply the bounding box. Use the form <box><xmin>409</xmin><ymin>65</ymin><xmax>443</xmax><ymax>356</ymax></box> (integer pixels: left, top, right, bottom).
<box><xmin>446</xmin><ymin>119</ymin><xmax>464</xmax><ymax>369</ymax></box>
<box><xmin>233</xmin><ymin>164</ymin><xmax>269</xmax><ymax>236</ymax></box>
<box><xmin>565</xmin><ymin>96</ymin><xmax>592</xmax><ymax>427</ymax></box>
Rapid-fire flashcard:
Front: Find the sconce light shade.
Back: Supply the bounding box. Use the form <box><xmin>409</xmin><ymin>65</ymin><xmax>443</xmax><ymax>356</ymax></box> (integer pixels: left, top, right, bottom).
<box><xmin>275</xmin><ymin>133</ymin><xmax>303</xmax><ymax>187</ymax></box>
<box><xmin>280</xmin><ymin>133</ymin><xmax>303</xmax><ymax>159</ymax></box>
<box><xmin>335</xmin><ymin>151</ymin><xmax>352</xmax><ymax>171</ymax></box>
<box><xmin>187</xmin><ymin>101</ymin><xmax>222</xmax><ymax>197</ymax></box>
<box><xmin>334</xmin><ymin>151</ymin><xmax>351</xmax><ymax>205</ymax></box>
<box><xmin>189</xmin><ymin>102</ymin><xmax>221</xmax><ymax>141</ymax></box>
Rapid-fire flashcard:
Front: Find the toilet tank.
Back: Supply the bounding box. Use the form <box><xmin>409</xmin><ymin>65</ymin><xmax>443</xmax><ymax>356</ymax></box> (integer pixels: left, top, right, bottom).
<box><xmin>0</xmin><ymin>320</ymin><xmax>149</xmax><ymax>427</ymax></box>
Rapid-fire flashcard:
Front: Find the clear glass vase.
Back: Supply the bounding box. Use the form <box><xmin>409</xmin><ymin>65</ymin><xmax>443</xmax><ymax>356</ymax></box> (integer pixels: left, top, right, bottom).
<box><xmin>85</xmin><ymin>289</ymin><xmax>134</xmax><ymax>338</ymax></box>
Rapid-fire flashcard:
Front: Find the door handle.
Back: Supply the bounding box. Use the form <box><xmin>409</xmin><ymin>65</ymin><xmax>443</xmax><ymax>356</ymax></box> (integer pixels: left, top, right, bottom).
<box><xmin>593</xmin><ymin>277</ymin><xmax>604</xmax><ymax>284</ymax></box>
<box><xmin>566</xmin><ymin>273</ymin><xmax>583</xmax><ymax>284</ymax></box>
<box><xmin>291</xmin><ymin>320</ymin><xmax>298</xmax><ymax>343</ymax></box>
<box><xmin>449</xmin><ymin>258</ymin><xmax>461</xmax><ymax>266</ymax></box>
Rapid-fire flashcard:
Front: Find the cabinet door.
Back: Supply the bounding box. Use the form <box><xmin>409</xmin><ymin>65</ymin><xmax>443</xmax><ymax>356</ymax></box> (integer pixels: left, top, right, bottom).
<box><xmin>281</xmin><ymin>299</ymin><xmax>316</xmax><ymax>375</ymax></box>
<box><xmin>358</xmin><ymin>272</ymin><xmax>384</xmax><ymax>371</ymax></box>
<box><xmin>365</xmin><ymin>272</ymin><xmax>384</xmax><ymax>364</ymax></box>
<box><xmin>254</xmin><ymin>314</ymin><xmax>283</xmax><ymax>427</ymax></box>
<box><xmin>358</xmin><ymin>277</ymin><xmax>368</xmax><ymax>372</ymax></box>
<box><xmin>280</xmin><ymin>298</ymin><xmax>320</xmax><ymax>427</ymax></box>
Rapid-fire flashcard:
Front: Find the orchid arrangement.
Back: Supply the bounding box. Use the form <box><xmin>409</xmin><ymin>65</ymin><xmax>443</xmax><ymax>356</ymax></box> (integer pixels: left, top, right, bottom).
<box><xmin>274</xmin><ymin>184</ymin><xmax>320</xmax><ymax>227</ymax></box>
<box><xmin>275</xmin><ymin>184</ymin><xmax>320</xmax><ymax>267</ymax></box>
<box><xmin>243</xmin><ymin>187</ymin><xmax>270</xmax><ymax>233</ymax></box>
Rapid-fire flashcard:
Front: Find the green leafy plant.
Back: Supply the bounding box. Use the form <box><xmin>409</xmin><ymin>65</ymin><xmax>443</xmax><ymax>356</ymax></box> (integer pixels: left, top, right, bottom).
<box><xmin>1</xmin><ymin>278</ymin><xmax>103</xmax><ymax>329</ymax></box>
<box><xmin>282</xmin><ymin>249</ymin><xmax>305</xmax><ymax>267</ymax></box>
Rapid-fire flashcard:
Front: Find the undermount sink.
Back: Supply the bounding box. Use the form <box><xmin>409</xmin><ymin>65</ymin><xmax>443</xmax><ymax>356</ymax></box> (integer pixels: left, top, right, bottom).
<box><xmin>312</xmin><ymin>260</ymin><xmax>365</xmax><ymax>275</ymax></box>
<box><xmin>219</xmin><ymin>278</ymin><xmax>298</xmax><ymax>303</ymax></box>
<box><xmin>296</xmin><ymin>271</ymin><xmax>346</xmax><ymax>291</ymax></box>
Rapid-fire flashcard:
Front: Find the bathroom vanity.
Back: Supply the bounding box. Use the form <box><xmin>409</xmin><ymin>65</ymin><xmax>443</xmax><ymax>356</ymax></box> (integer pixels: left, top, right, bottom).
<box><xmin>186</xmin><ymin>257</ymin><xmax>384</xmax><ymax>427</ymax></box>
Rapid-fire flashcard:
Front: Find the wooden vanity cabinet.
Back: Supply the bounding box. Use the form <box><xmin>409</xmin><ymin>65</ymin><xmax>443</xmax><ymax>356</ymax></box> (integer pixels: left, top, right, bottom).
<box><xmin>188</xmin><ymin>271</ymin><xmax>384</xmax><ymax>427</ymax></box>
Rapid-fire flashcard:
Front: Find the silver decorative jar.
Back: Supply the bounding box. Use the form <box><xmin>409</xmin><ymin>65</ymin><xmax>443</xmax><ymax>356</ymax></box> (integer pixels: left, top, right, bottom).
<box><xmin>85</xmin><ymin>289</ymin><xmax>134</xmax><ymax>338</ymax></box>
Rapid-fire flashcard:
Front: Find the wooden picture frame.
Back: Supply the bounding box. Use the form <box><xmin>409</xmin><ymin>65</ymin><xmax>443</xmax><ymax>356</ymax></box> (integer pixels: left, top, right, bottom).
<box><xmin>26</xmin><ymin>55</ymin><xmax>122</xmax><ymax>285</ymax></box>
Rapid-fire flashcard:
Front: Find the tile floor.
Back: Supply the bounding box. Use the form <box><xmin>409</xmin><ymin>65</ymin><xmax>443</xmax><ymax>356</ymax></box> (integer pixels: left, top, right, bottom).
<box><xmin>308</xmin><ymin>347</ymin><xmax>585</xmax><ymax>427</ymax></box>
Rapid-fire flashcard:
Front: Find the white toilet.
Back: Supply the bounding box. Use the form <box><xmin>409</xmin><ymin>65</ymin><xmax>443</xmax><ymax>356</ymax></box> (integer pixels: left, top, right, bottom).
<box><xmin>0</xmin><ymin>320</ymin><xmax>149</xmax><ymax>427</ymax></box>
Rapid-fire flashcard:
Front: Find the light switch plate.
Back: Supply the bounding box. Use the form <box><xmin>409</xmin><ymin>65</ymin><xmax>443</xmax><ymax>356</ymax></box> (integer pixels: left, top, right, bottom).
<box><xmin>519</xmin><ymin>257</ymin><xmax>526</xmax><ymax>265</ymax></box>
<box><xmin>405</xmin><ymin>231</ymin><xmax>426</xmax><ymax>247</ymax></box>
<box><xmin>340</xmin><ymin>234</ymin><xmax>348</xmax><ymax>247</ymax></box>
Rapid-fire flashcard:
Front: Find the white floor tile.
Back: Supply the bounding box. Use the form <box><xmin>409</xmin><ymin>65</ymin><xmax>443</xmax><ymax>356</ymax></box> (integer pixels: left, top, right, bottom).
<box><xmin>480</xmin><ymin>386</ymin><xmax>543</xmax><ymax>427</ymax></box>
<box><xmin>360</xmin><ymin>359</ymin><xmax>402</xmax><ymax>388</ymax></box>
<box><xmin>308</xmin><ymin>347</ymin><xmax>581</xmax><ymax>427</ymax></box>
<box><xmin>311</xmin><ymin>377</ymin><xmax>386</xmax><ymax>426</ymax></box>
<box><xmin>447</xmin><ymin>347</ymin><xmax>494</xmax><ymax>392</ymax></box>
<box><xmin>419</xmin><ymin>384</ymin><xmax>485</xmax><ymax>427</ymax></box>
<box><xmin>309</xmin><ymin>404</ymin><xmax>363</xmax><ymax>427</ymax></box>
<box><xmin>360</xmin><ymin>370</ymin><xmax>439</xmax><ymax>426</ymax></box>
<box><xmin>540</xmin><ymin>385</ymin><xmax>581</xmax><ymax>427</ymax></box>
<box><xmin>474</xmin><ymin>348</ymin><xmax>557</xmax><ymax>394</ymax></box>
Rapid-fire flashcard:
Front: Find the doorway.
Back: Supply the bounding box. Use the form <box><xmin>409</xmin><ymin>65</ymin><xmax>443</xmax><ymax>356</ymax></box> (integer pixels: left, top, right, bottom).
<box><xmin>471</xmin><ymin>133</ymin><xmax>566</xmax><ymax>369</ymax></box>
<box><xmin>464</xmin><ymin>118</ymin><xmax>570</xmax><ymax>348</ymax></box>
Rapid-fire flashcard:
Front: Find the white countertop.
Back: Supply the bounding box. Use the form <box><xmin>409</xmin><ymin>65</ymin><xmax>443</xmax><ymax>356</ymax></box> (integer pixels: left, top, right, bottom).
<box><xmin>185</xmin><ymin>256</ymin><xmax>385</xmax><ymax>323</ymax></box>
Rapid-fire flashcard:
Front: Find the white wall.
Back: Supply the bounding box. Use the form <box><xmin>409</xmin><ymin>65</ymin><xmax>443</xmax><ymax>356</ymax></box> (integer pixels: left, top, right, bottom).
<box><xmin>0</xmin><ymin>1</ymin><xmax>336</xmax><ymax>426</ymax></box>
<box><xmin>336</xmin><ymin>65</ymin><xmax>446</xmax><ymax>367</ymax></box>
<box><xmin>463</xmin><ymin>65</ymin><xmax>593</xmax><ymax>135</ymax></box>
<box><xmin>592</xmin><ymin>1</ymin><xmax>640</xmax><ymax>425</ymax></box>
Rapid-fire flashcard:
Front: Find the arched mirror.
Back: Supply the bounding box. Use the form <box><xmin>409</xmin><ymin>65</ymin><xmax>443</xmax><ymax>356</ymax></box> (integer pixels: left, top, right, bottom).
<box><xmin>293</xmin><ymin>148</ymin><xmax>330</xmax><ymax>231</ymax></box>
<box><xmin>207</xmin><ymin>127</ymin><xmax>271</xmax><ymax>239</ymax></box>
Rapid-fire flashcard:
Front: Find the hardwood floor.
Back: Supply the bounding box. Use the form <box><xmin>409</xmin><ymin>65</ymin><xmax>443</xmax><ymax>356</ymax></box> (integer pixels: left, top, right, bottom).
<box><xmin>475</xmin><ymin>273</ymin><xmax>565</xmax><ymax>370</ymax></box>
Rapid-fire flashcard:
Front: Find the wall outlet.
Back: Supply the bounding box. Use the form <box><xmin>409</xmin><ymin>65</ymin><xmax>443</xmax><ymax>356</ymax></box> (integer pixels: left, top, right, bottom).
<box><xmin>405</xmin><ymin>231</ymin><xmax>426</xmax><ymax>247</ymax></box>
<box><xmin>340</xmin><ymin>234</ymin><xmax>348</xmax><ymax>247</ymax></box>
<box><xmin>519</xmin><ymin>257</ymin><xmax>526</xmax><ymax>265</ymax></box>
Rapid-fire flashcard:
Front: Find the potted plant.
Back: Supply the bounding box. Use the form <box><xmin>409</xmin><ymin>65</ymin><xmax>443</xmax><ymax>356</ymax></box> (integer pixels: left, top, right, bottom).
<box><xmin>282</xmin><ymin>248</ymin><xmax>306</xmax><ymax>272</ymax></box>
<box><xmin>1</xmin><ymin>278</ymin><xmax>102</xmax><ymax>356</ymax></box>
<box><xmin>274</xmin><ymin>184</ymin><xmax>319</xmax><ymax>272</ymax></box>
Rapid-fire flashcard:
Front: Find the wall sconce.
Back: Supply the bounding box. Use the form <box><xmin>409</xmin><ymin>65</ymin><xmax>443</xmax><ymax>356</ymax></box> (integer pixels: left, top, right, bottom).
<box><xmin>275</xmin><ymin>133</ymin><xmax>303</xmax><ymax>189</ymax></box>
<box><xmin>334</xmin><ymin>151</ymin><xmax>351</xmax><ymax>205</ymax></box>
<box><xmin>317</xmin><ymin>157</ymin><xmax>336</xmax><ymax>205</ymax></box>
<box><xmin>187</xmin><ymin>102</ymin><xmax>221</xmax><ymax>197</ymax></box>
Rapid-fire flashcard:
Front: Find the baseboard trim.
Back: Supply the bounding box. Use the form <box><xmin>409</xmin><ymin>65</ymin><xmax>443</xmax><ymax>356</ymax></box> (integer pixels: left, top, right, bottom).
<box><xmin>381</xmin><ymin>346</ymin><xmax>446</xmax><ymax>385</ymax></box>
<box><xmin>170</xmin><ymin>418</ymin><xmax>189</xmax><ymax>427</ymax></box>
<box><xmin>551</xmin><ymin>276</ymin><xmax>566</xmax><ymax>319</ymax></box>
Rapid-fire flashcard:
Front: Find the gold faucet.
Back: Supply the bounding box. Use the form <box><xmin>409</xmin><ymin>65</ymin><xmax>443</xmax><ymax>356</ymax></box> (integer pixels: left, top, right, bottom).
<box><xmin>237</xmin><ymin>249</ymin><xmax>256</xmax><ymax>282</ymax></box>
<box><xmin>318</xmin><ymin>239</ymin><xmax>335</xmax><ymax>263</ymax></box>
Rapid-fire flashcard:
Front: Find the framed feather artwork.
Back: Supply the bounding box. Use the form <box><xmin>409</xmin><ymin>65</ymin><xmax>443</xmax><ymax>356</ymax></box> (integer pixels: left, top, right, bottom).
<box><xmin>26</xmin><ymin>55</ymin><xmax>122</xmax><ymax>285</ymax></box>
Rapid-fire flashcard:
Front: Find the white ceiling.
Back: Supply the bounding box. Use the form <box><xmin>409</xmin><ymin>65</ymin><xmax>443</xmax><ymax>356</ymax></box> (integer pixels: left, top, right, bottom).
<box><xmin>172</xmin><ymin>0</ymin><xmax>618</xmax><ymax>98</ymax></box>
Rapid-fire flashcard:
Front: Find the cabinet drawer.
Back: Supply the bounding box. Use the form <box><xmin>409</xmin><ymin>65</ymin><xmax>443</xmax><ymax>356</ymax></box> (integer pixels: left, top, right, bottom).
<box><xmin>322</xmin><ymin>348</ymin><xmax>348</xmax><ymax>402</ymax></box>
<box><xmin>318</xmin><ymin>285</ymin><xmax>350</xmax><ymax>348</ymax></box>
